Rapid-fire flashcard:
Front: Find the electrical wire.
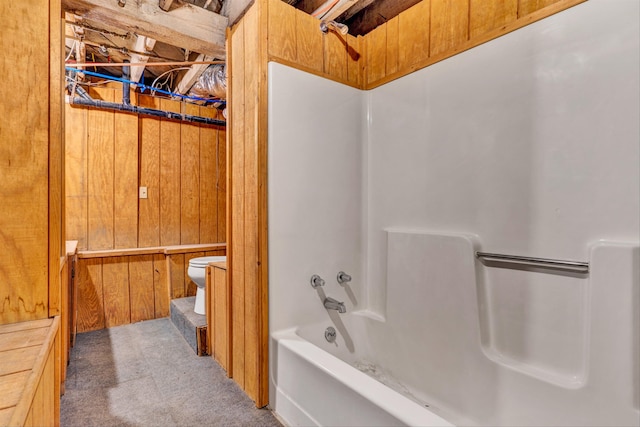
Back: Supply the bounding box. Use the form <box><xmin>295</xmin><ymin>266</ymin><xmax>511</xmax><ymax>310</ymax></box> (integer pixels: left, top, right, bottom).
<box><xmin>150</xmin><ymin>67</ymin><xmax>191</xmax><ymax>93</ymax></box>
<box><xmin>65</xmin><ymin>40</ymin><xmax>77</xmax><ymax>62</ymax></box>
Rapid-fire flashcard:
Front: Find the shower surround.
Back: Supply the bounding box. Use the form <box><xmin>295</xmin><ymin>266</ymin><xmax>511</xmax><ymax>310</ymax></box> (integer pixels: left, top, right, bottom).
<box><xmin>268</xmin><ymin>1</ymin><xmax>640</xmax><ymax>425</ymax></box>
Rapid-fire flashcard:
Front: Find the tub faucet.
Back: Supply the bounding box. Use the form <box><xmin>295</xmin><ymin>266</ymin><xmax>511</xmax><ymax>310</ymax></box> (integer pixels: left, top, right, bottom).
<box><xmin>310</xmin><ymin>274</ymin><xmax>325</xmax><ymax>288</ymax></box>
<box><xmin>324</xmin><ymin>297</ymin><xmax>346</xmax><ymax>313</ymax></box>
<box><xmin>337</xmin><ymin>271</ymin><xmax>351</xmax><ymax>284</ymax></box>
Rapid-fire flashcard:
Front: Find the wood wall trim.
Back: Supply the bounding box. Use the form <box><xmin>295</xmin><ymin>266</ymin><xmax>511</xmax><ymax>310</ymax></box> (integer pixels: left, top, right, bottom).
<box><xmin>364</xmin><ymin>0</ymin><xmax>588</xmax><ymax>89</ymax></box>
<box><xmin>77</xmin><ymin>243</ymin><xmax>227</xmax><ymax>258</ymax></box>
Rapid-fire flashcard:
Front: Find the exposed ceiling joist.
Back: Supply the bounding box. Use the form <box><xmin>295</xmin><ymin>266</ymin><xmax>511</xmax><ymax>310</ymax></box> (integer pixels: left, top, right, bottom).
<box><xmin>129</xmin><ymin>36</ymin><xmax>156</xmax><ymax>85</ymax></box>
<box><xmin>174</xmin><ymin>53</ymin><xmax>214</xmax><ymax>95</ymax></box>
<box><xmin>335</xmin><ymin>0</ymin><xmax>374</xmax><ymax>21</ymax></box>
<box><xmin>62</xmin><ymin>0</ymin><xmax>228</xmax><ymax>58</ymax></box>
<box><xmin>159</xmin><ymin>0</ymin><xmax>175</xmax><ymax>11</ymax></box>
<box><xmin>315</xmin><ymin>0</ymin><xmax>361</xmax><ymax>21</ymax></box>
<box><xmin>221</xmin><ymin>0</ymin><xmax>255</xmax><ymax>26</ymax></box>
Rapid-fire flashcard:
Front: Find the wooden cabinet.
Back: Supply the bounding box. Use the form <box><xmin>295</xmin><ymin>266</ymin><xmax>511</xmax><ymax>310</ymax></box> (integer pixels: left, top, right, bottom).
<box><xmin>206</xmin><ymin>262</ymin><xmax>230</xmax><ymax>375</ymax></box>
<box><xmin>0</xmin><ymin>317</ymin><xmax>61</xmax><ymax>427</ymax></box>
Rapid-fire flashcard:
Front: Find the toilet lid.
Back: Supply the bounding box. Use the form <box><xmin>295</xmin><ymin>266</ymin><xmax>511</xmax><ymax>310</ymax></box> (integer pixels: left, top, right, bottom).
<box><xmin>188</xmin><ymin>256</ymin><xmax>226</xmax><ymax>267</ymax></box>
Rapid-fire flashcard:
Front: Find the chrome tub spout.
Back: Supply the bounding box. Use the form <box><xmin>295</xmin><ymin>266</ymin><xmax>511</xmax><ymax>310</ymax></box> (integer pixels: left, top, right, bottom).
<box><xmin>324</xmin><ymin>297</ymin><xmax>346</xmax><ymax>313</ymax></box>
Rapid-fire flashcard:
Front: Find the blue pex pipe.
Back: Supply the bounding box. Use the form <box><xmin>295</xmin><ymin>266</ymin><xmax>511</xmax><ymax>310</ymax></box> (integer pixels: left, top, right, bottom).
<box><xmin>66</xmin><ymin>67</ymin><xmax>226</xmax><ymax>105</ymax></box>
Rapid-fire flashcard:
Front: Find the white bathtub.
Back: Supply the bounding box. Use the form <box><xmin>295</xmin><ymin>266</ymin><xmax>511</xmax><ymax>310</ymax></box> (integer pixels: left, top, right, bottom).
<box><xmin>270</xmin><ymin>325</ymin><xmax>454</xmax><ymax>427</ymax></box>
<box><xmin>268</xmin><ymin>237</ymin><xmax>639</xmax><ymax>427</ymax></box>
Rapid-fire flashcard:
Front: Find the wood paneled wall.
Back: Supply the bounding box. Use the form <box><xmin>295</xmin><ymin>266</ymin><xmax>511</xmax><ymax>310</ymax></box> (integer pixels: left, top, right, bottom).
<box><xmin>228</xmin><ymin>2</ymin><xmax>267</xmax><ymax>406</ymax></box>
<box><xmin>65</xmin><ymin>87</ymin><xmax>226</xmax><ymax>251</ymax></box>
<box><xmin>0</xmin><ymin>0</ymin><xmax>64</xmax><ymax>324</ymax></box>
<box><xmin>267</xmin><ymin>0</ymin><xmax>365</xmax><ymax>87</ymax></box>
<box><xmin>362</xmin><ymin>0</ymin><xmax>588</xmax><ymax>88</ymax></box>
<box><xmin>75</xmin><ymin>248</ymin><xmax>224</xmax><ymax>333</ymax></box>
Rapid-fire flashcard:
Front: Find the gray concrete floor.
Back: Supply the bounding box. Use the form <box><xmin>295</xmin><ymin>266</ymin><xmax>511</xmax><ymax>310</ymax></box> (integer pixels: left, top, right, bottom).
<box><xmin>61</xmin><ymin>318</ymin><xmax>282</xmax><ymax>427</ymax></box>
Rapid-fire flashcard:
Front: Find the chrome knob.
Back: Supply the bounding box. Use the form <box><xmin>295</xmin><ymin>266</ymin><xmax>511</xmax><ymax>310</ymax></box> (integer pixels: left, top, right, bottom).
<box><xmin>310</xmin><ymin>274</ymin><xmax>325</xmax><ymax>288</ymax></box>
<box><xmin>337</xmin><ymin>271</ymin><xmax>351</xmax><ymax>284</ymax></box>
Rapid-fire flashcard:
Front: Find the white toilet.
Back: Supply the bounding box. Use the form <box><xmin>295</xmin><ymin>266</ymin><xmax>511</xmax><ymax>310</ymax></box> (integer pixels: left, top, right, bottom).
<box><xmin>187</xmin><ymin>256</ymin><xmax>226</xmax><ymax>315</ymax></box>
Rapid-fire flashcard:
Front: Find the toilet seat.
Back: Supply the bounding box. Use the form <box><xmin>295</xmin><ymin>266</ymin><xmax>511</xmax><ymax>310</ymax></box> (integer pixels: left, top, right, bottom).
<box><xmin>188</xmin><ymin>256</ymin><xmax>226</xmax><ymax>268</ymax></box>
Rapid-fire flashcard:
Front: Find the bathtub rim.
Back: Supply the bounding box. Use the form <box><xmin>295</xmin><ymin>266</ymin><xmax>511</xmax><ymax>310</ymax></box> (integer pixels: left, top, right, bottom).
<box><xmin>270</xmin><ymin>327</ymin><xmax>455</xmax><ymax>427</ymax></box>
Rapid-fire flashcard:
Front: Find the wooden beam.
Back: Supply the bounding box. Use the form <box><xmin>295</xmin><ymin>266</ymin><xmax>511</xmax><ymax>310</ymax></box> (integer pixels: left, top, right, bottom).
<box><xmin>319</xmin><ymin>0</ymin><xmax>361</xmax><ymax>21</ymax></box>
<box><xmin>62</xmin><ymin>0</ymin><xmax>227</xmax><ymax>58</ymax></box>
<box><xmin>159</xmin><ymin>0</ymin><xmax>175</xmax><ymax>11</ymax></box>
<box><xmin>174</xmin><ymin>53</ymin><xmax>214</xmax><ymax>95</ymax></box>
<box><xmin>221</xmin><ymin>0</ymin><xmax>254</xmax><ymax>25</ymax></box>
<box><xmin>344</xmin><ymin>0</ymin><xmax>421</xmax><ymax>35</ymax></box>
<box><xmin>129</xmin><ymin>36</ymin><xmax>156</xmax><ymax>85</ymax></box>
<box><xmin>295</xmin><ymin>0</ymin><xmax>327</xmax><ymax>14</ymax></box>
<box><xmin>335</xmin><ymin>0</ymin><xmax>374</xmax><ymax>21</ymax></box>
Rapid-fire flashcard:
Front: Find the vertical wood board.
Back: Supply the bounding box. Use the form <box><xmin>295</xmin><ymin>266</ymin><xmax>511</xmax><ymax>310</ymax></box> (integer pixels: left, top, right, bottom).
<box><xmin>102</xmin><ymin>257</ymin><xmax>131</xmax><ymax>327</ymax></box>
<box><xmin>430</xmin><ymin>0</ymin><xmax>470</xmax><ymax>56</ymax></box>
<box><xmin>398</xmin><ymin>0</ymin><xmax>431</xmax><ymax>71</ymax></box>
<box><xmin>138</xmin><ymin>95</ymin><xmax>162</xmax><ymax>247</ymax></box>
<box><xmin>87</xmin><ymin>87</ymin><xmax>115</xmax><ymax>250</ymax></box>
<box><xmin>129</xmin><ymin>255</ymin><xmax>155</xmax><ymax>323</ymax></box>
<box><xmin>180</xmin><ymin>103</ymin><xmax>201</xmax><ymax>244</ymax></box>
<box><xmin>76</xmin><ymin>258</ymin><xmax>104</xmax><ymax>332</ymax></box>
<box><xmin>159</xmin><ymin>99</ymin><xmax>182</xmax><ymax>246</ymax></box>
<box><xmin>114</xmin><ymin>104</ymin><xmax>139</xmax><ymax>249</ymax></box>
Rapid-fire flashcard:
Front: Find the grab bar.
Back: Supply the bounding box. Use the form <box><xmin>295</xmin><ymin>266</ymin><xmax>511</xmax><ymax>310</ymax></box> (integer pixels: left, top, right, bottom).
<box><xmin>476</xmin><ymin>252</ymin><xmax>589</xmax><ymax>273</ymax></box>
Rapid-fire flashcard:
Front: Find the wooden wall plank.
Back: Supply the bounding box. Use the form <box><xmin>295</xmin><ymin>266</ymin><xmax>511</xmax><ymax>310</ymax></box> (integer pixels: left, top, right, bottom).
<box><xmin>180</xmin><ymin>104</ymin><xmax>201</xmax><ymax>244</ymax></box>
<box><xmin>518</xmin><ymin>0</ymin><xmax>560</xmax><ymax>17</ymax></box>
<box><xmin>138</xmin><ymin>95</ymin><xmax>161</xmax><ymax>247</ymax></box>
<box><xmin>257</xmin><ymin>0</ymin><xmax>270</xmax><ymax>406</ymax></box>
<box><xmin>230</xmin><ymin>18</ymin><xmax>246</xmax><ymax>391</ymax></box>
<box><xmin>64</xmin><ymin>105</ymin><xmax>88</xmax><ymax>250</ymax></box>
<box><xmin>346</xmin><ymin>35</ymin><xmax>363</xmax><ymax>87</ymax></box>
<box><xmin>102</xmin><ymin>257</ymin><xmax>131</xmax><ymax>327</ymax></box>
<box><xmin>430</xmin><ymin>0</ymin><xmax>470</xmax><ymax>56</ymax></box>
<box><xmin>470</xmin><ymin>0</ymin><xmax>518</xmax><ymax>38</ymax></box>
<box><xmin>199</xmin><ymin>107</ymin><xmax>219</xmax><ymax>243</ymax></box>
<box><xmin>128</xmin><ymin>255</ymin><xmax>155</xmax><ymax>323</ymax></box>
<box><xmin>184</xmin><ymin>252</ymin><xmax>205</xmax><ymax>297</ymax></box>
<box><xmin>217</xmin><ymin>110</ymin><xmax>227</xmax><ymax>243</ymax></box>
<box><xmin>49</xmin><ymin>6</ymin><xmax>64</xmax><ymax>320</ymax></box>
<box><xmin>385</xmin><ymin>16</ymin><xmax>400</xmax><ymax>75</ymax></box>
<box><xmin>159</xmin><ymin>99</ymin><xmax>182</xmax><ymax>246</ymax></box>
<box><xmin>168</xmin><ymin>254</ymin><xmax>186</xmax><ymax>299</ymax></box>
<box><xmin>113</xmin><ymin>95</ymin><xmax>139</xmax><ymax>249</ymax></box>
<box><xmin>267</xmin><ymin>0</ymin><xmax>297</xmax><ymax>63</ymax></box>
<box><xmin>87</xmin><ymin>87</ymin><xmax>115</xmax><ymax>250</ymax></box>
<box><xmin>0</xmin><ymin>0</ymin><xmax>50</xmax><ymax>324</ymax></box>
<box><xmin>213</xmin><ymin>266</ymin><xmax>229</xmax><ymax>371</ymax></box>
<box><xmin>243</xmin><ymin>3</ymin><xmax>261</xmax><ymax>401</ymax></box>
<box><xmin>76</xmin><ymin>258</ymin><xmax>104</xmax><ymax>332</ymax></box>
<box><xmin>153</xmin><ymin>254</ymin><xmax>170</xmax><ymax>318</ymax></box>
<box><xmin>398</xmin><ymin>0</ymin><xmax>430</xmax><ymax>71</ymax></box>
<box><xmin>323</xmin><ymin>31</ymin><xmax>348</xmax><ymax>81</ymax></box>
<box><xmin>366</xmin><ymin>25</ymin><xmax>387</xmax><ymax>85</ymax></box>
<box><xmin>296</xmin><ymin>11</ymin><xmax>324</xmax><ymax>72</ymax></box>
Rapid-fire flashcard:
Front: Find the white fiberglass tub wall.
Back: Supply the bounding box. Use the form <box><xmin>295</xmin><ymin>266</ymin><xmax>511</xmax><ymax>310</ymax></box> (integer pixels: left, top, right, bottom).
<box><xmin>268</xmin><ymin>0</ymin><xmax>639</xmax><ymax>426</ymax></box>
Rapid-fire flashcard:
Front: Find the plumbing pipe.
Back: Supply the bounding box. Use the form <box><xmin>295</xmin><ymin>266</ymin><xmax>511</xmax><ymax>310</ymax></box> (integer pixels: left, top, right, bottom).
<box><xmin>122</xmin><ymin>60</ymin><xmax>131</xmax><ymax>105</ymax></box>
<box><xmin>66</xmin><ymin>60</ymin><xmax>225</xmax><ymax>68</ymax></box>
<box><xmin>69</xmin><ymin>96</ymin><xmax>226</xmax><ymax>126</ymax></box>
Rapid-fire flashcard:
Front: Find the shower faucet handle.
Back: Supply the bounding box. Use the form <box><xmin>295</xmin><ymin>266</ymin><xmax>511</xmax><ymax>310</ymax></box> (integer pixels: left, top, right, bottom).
<box><xmin>337</xmin><ymin>271</ymin><xmax>352</xmax><ymax>284</ymax></box>
<box><xmin>310</xmin><ymin>274</ymin><xmax>325</xmax><ymax>288</ymax></box>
